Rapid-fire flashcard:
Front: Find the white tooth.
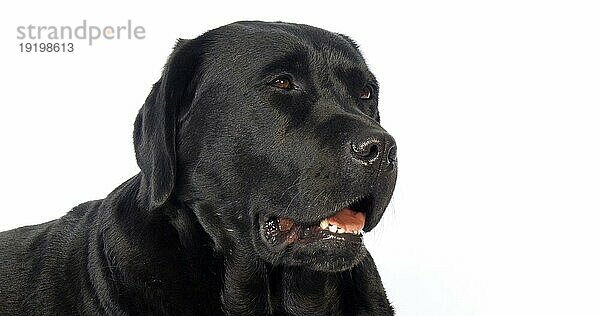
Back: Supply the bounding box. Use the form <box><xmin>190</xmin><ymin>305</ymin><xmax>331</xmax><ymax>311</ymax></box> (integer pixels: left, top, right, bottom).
<box><xmin>319</xmin><ymin>219</ymin><xmax>329</xmax><ymax>230</ymax></box>
<box><xmin>338</xmin><ymin>227</ymin><xmax>346</xmax><ymax>234</ymax></box>
<box><xmin>352</xmin><ymin>231</ymin><xmax>358</xmax><ymax>235</ymax></box>
<box><xmin>329</xmin><ymin>225</ymin><xmax>338</xmax><ymax>233</ymax></box>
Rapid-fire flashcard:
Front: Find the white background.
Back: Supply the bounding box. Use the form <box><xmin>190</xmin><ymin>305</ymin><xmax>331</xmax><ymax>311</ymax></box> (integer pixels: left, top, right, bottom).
<box><xmin>1</xmin><ymin>1</ymin><xmax>599</xmax><ymax>315</ymax></box>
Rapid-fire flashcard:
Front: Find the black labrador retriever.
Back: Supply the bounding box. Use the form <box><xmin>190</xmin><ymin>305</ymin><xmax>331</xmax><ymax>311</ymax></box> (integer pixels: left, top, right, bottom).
<box><xmin>0</xmin><ymin>21</ymin><xmax>397</xmax><ymax>315</ymax></box>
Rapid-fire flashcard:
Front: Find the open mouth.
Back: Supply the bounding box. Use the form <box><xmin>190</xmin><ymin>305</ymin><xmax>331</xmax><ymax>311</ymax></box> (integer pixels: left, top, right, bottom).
<box><xmin>261</xmin><ymin>196</ymin><xmax>373</xmax><ymax>248</ymax></box>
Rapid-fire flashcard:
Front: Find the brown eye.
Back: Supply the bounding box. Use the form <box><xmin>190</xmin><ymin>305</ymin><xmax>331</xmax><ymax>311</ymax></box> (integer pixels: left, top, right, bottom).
<box><xmin>359</xmin><ymin>85</ymin><xmax>372</xmax><ymax>100</ymax></box>
<box><xmin>271</xmin><ymin>76</ymin><xmax>293</xmax><ymax>90</ymax></box>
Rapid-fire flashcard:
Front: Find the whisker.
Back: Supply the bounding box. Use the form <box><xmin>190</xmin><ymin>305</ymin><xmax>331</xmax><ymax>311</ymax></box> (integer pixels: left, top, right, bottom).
<box><xmin>309</xmin><ymin>189</ymin><xmax>326</xmax><ymax>209</ymax></box>
<box><xmin>283</xmin><ymin>190</ymin><xmax>303</xmax><ymax>215</ymax></box>
<box><xmin>278</xmin><ymin>175</ymin><xmax>302</xmax><ymax>199</ymax></box>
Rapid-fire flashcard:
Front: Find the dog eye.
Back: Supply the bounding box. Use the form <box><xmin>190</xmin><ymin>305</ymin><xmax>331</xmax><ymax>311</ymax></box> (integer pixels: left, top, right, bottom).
<box><xmin>359</xmin><ymin>85</ymin><xmax>373</xmax><ymax>100</ymax></box>
<box><xmin>271</xmin><ymin>76</ymin><xmax>293</xmax><ymax>90</ymax></box>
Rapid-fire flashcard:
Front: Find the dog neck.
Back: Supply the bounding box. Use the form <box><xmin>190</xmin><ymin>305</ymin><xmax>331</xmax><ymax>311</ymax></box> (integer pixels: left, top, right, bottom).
<box><xmin>97</xmin><ymin>174</ymin><xmax>391</xmax><ymax>315</ymax></box>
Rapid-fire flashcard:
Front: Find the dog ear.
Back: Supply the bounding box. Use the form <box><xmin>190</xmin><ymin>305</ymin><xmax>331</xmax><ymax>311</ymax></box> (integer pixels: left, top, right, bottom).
<box><xmin>133</xmin><ymin>39</ymin><xmax>201</xmax><ymax>211</ymax></box>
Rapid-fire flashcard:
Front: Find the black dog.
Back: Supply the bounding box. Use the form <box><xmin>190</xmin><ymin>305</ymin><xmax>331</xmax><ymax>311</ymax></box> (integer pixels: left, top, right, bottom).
<box><xmin>0</xmin><ymin>21</ymin><xmax>397</xmax><ymax>315</ymax></box>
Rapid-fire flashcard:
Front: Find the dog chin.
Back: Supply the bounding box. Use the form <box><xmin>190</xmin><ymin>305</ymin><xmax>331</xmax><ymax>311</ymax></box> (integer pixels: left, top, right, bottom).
<box><xmin>281</xmin><ymin>239</ymin><xmax>368</xmax><ymax>272</ymax></box>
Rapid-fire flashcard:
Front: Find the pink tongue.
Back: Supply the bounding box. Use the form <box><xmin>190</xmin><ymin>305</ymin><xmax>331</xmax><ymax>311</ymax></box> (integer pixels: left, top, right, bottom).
<box><xmin>327</xmin><ymin>208</ymin><xmax>365</xmax><ymax>232</ymax></box>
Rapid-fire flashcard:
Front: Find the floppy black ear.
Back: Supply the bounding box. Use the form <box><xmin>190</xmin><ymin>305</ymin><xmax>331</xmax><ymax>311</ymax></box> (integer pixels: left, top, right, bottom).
<box><xmin>133</xmin><ymin>39</ymin><xmax>201</xmax><ymax>211</ymax></box>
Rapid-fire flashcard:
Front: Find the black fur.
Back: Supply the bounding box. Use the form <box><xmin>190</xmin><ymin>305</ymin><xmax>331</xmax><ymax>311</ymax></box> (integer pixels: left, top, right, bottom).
<box><xmin>0</xmin><ymin>21</ymin><xmax>396</xmax><ymax>315</ymax></box>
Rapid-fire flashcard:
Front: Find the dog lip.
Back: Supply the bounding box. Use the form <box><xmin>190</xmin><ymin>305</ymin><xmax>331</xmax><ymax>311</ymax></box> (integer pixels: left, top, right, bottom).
<box><xmin>259</xmin><ymin>205</ymin><xmax>370</xmax><ymax>250</ymax></box>
<box><xmin>257</xmin><ymin>193</ymin><xmax>379</xmax><ymax>251</ymax></box>
<box><xmin>263</xmin><ymin>216</ymin><xmax>364</xmax><ymax>247</ymax></box>
<box><xmin>278</xmin><ymin>209</ymin><xmax>365</xmax><ymax>236</ymax></box>
<box><xmin>270</xmin><ymin>194</ymin><xmax>373</xmax><ymax>227</ymax></box>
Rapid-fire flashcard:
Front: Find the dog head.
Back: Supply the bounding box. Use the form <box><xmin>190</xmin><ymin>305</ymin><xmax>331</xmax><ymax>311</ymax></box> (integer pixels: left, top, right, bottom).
<box><xmin>134</xmin><ymin>21</ymin><xmax>396</xmax><ymax>272</ymax></box>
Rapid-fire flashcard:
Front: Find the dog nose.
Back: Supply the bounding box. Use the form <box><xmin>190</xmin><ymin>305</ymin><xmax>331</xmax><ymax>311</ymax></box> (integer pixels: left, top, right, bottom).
<box><xmin>350</xmin><ymin>134</ymin><xmax>396</xmax><ymax>170</ymax></box>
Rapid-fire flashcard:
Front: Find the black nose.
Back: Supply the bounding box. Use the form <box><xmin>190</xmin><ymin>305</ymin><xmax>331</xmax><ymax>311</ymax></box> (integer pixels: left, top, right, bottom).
<box><xmin>350</xmin><ymin>134</ymin><xmax>396</xmax><ymax>170</ymax></box>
